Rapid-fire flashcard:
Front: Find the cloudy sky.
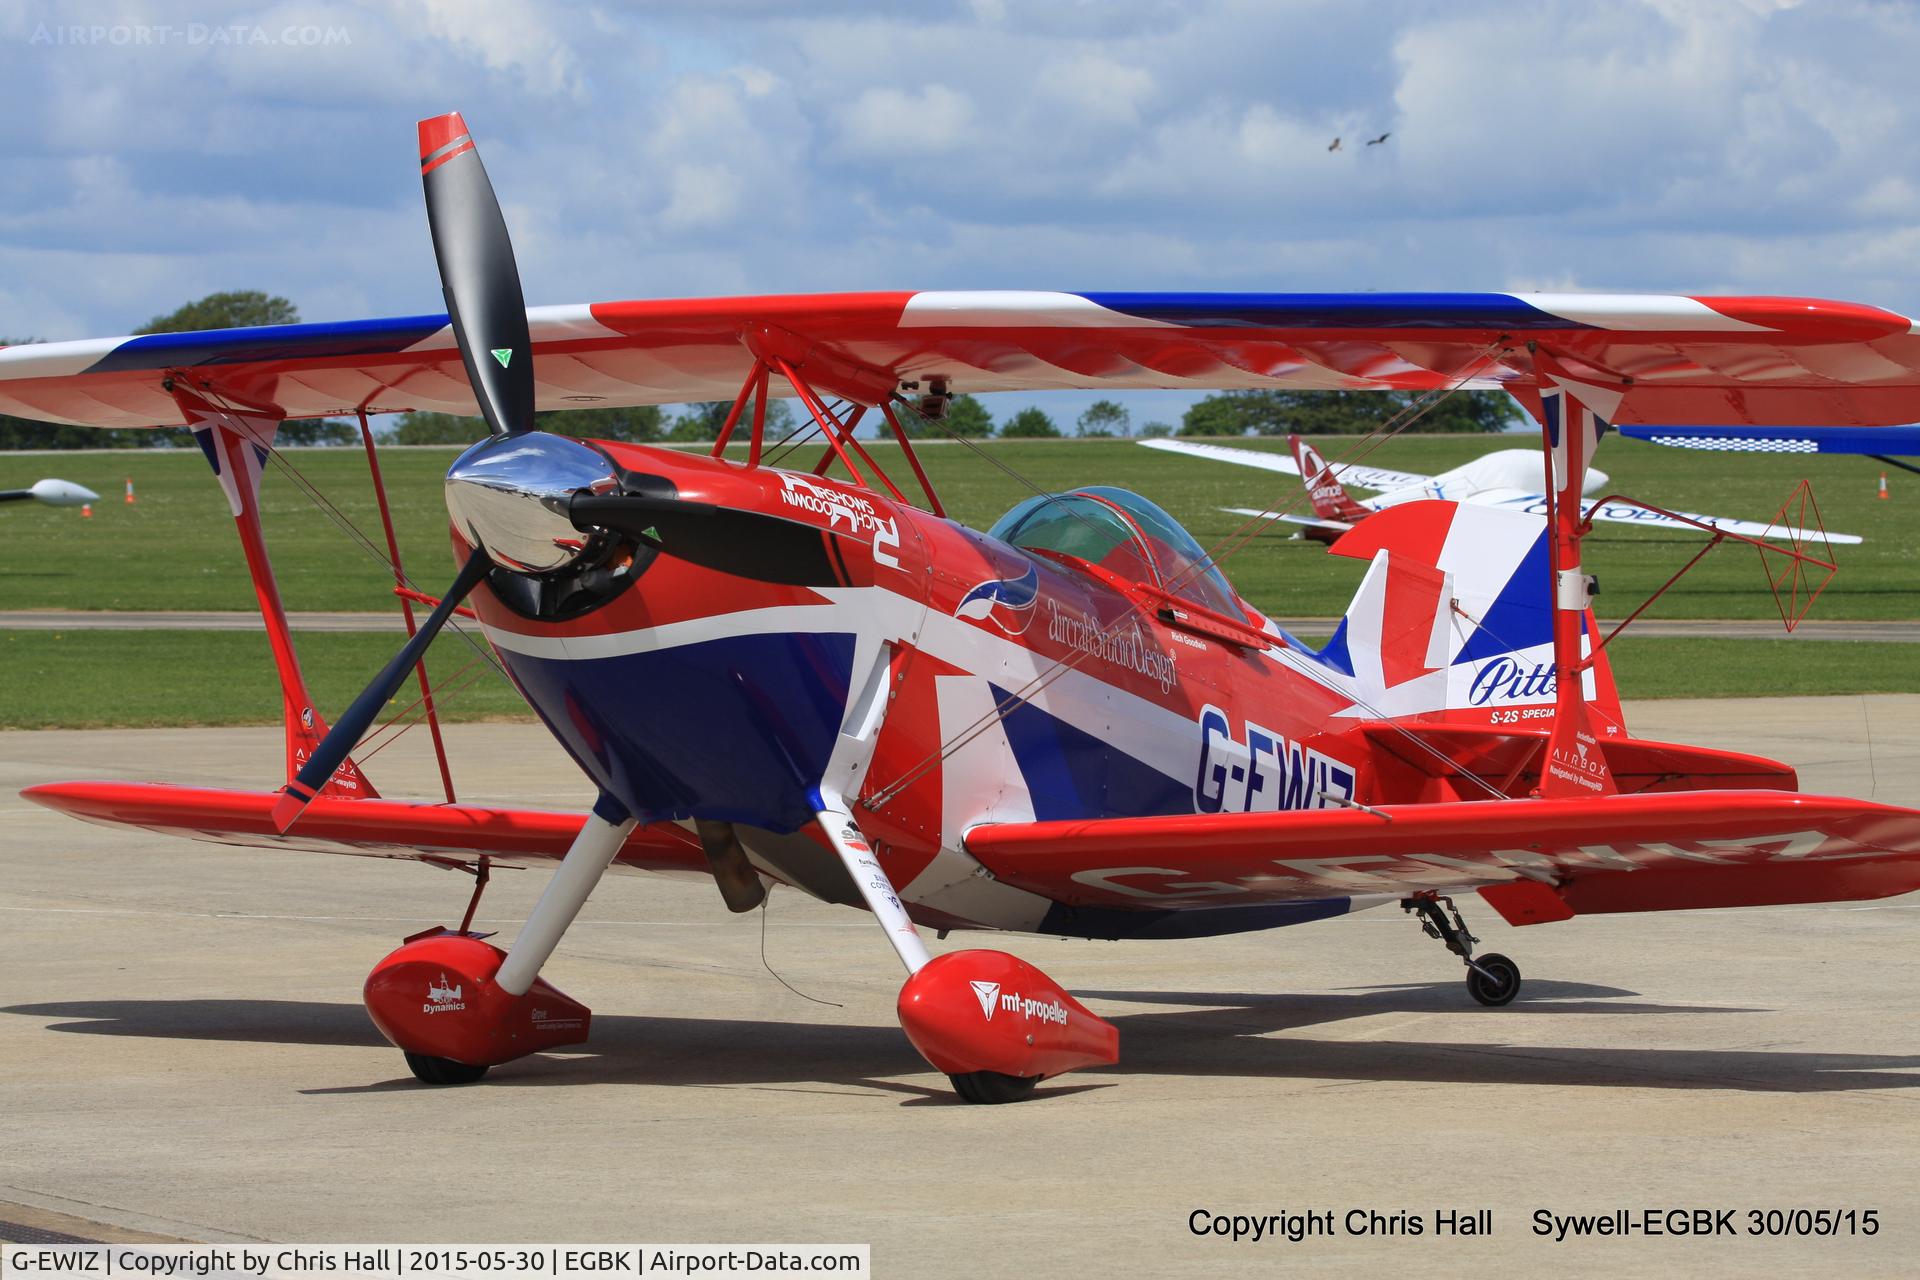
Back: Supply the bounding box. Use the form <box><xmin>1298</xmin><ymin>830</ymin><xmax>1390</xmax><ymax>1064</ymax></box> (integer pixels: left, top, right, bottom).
<box><xmin>4</xmin><ymin>0</ymin><xmax>1918</xmax><ymax>428</ymax></box>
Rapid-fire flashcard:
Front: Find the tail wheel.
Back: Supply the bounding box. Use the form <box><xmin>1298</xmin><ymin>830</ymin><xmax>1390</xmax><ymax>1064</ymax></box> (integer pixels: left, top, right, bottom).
<box><xmin>948</xmin><ymin>1071</ymin><xmax>1040</xmax><ymax>1105</ymax></box>
<box><xmin>404</xmin><ymin>1051</ymin><xmax>490</xmax><ymax>1085</ymax></box>
<box><xmin>1466</xmin><ymin>953</ymin><xmax>1522</xmax><ymax>1007</ymax></box>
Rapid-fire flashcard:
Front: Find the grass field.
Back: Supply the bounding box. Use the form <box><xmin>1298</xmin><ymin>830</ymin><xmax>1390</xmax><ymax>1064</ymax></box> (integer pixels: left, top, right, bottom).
<box><xmin>0</xmin><ymin>628</ymin><xmax>527</xmax><ymax>729</ymax></box>
<box><xmin>0</xmin><ymin>435</ymin><xmax>1915</xmax><ymax>729</ymax></box>
<box><xmin>1</xmin><ymin>435</ymin><xmax>1915</xmax><ymax>619</ymax></box>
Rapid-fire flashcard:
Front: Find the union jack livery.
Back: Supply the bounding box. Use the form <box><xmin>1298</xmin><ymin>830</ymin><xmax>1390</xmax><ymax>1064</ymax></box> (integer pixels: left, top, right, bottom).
<box><xmin>14</xmin><ymin>113</ymin><xmax>1920</xmax><ymax>1103</ymax></box>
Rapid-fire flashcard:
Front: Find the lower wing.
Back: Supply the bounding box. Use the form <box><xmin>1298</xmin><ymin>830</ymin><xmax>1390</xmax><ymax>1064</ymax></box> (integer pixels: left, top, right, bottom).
<box><xmin>1466</xmin><ymin>488</ymin><xmax>1863</xmax><ymax>545</ymax></box>
<box><xmin>963</xmin><ymin>790</ymin><xmax>1920</xmax><ymax>924</ymax></box>
<box><xmin>23</xmin><ymin>781</ymin><xmax>707</xmax><ymax>876</ymax></box>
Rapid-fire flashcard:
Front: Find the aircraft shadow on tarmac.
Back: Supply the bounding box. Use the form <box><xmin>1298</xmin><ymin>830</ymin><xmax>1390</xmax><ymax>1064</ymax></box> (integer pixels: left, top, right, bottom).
<box><xmin>9</xmin><ymin>978</ymin><xmax>1917</xmax><ymax>1100</ymax></box>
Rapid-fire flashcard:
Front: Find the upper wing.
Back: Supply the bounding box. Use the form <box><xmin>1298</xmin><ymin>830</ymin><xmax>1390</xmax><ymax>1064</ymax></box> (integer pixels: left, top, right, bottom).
<box><xmin>22</xmin><ymin>781</ymin><xmax>709</xmax><ymax>877</ymax></box>
<box><xmin>1467</xmin><ymin>488</ymin><xmax>1864</xmax><ymax>545</ymax></box>
<box><xmin>7</xmin><ymin>290</ymin><xmax>1920</xmax><ymax>429</ymax></box>
<box><xmin>1138</xmin><ymin>436</ymin><xmax>1429</xmax><ymax>491</ymax></box>
<box><xmin>1619</xmin><ymin>423</ymin><xmax>1920</xmax><ymax>456</ymax></box>
<box><xmin>963</xmin><ymin>790</ymin><xmax>1920</xmax><ymax>923</ymax></box>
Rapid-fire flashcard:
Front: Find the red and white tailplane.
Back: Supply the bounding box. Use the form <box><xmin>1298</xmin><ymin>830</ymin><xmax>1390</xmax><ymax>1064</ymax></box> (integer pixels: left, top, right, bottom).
<box><xmin>1289</xmin><ymin>435</ymin><xmax>1375</xmax><ymax>524</ymax></box>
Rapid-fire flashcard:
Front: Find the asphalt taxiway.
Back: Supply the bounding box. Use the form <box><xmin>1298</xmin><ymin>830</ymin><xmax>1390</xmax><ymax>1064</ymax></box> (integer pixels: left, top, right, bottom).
<box><xmin>3</xmin><ymin>698</ymin><xmax>1918</xmax><ymax>1275</ymax></box>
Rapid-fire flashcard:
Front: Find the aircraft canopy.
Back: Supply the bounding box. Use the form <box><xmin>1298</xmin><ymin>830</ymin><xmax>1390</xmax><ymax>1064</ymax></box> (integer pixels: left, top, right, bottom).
<box><xmin>989</xmin><ymin>486</ymin><xmax>1240</xmax><ymax>615</ymax></box>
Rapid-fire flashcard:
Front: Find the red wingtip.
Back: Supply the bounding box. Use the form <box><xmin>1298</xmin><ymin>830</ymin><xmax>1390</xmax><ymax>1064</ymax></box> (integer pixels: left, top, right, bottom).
<box><xmin>270</xmin><ymin>785</ymin><xmax>313</xmax><ymax>833</ymax></box>
<box><xmin>418</xmin><ymin>112</ymin><xmax>470</xmax><ymax>162</ymax></box>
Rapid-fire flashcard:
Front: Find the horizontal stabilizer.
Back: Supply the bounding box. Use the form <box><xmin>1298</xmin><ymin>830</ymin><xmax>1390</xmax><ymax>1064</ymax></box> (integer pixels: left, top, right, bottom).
<box><xmin>1357</xmin><ymin>723</ymin><xmax>1797</xmax><ymax>803</ymax></box>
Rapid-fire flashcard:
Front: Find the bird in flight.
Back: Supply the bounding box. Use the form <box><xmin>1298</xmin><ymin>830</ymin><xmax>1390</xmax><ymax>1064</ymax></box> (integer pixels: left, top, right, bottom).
<box><xmin>1366</xmin><ymin>132</ymin><xmax>1391</xmax><ymax>146</ymax></box>
<box><xmin>1327</xmin><ymin>137</ymin><xmax>1342</xmax><ymax>152</ymax></box>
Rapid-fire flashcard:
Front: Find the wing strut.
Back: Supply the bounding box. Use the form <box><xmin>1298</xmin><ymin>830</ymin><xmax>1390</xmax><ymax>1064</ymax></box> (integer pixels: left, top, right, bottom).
<box><xmin>172</xmin><ymin>385</ymin><xmax>377</xmax><ymax>800</ymax></box>
<box><xmin>696</xmin><ymin>351</ymin><xmax>946</xmax><ymax>516</ymax></box>
<box><xmin>1532</xmin><ymin>358</ymin><xmax>1623</xmax><ymax>799</ymax></box>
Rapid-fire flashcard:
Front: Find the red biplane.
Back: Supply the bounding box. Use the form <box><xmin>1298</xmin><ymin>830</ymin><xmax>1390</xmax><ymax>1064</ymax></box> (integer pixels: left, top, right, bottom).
<box><xmin>9</xmin><ymin>114</ymin><xmax>1920</xmax><ymax>1103</ymax></box>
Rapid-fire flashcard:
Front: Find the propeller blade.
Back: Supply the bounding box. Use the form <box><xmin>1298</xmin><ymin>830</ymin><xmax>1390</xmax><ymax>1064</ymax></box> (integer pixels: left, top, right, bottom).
<box><xmin>419</xmin><ymin>112</ymin><xmax>534</xmax><ymax>440</ymax></box>
<box><xmin>569</xmin><ymin>491</ymin><xmax>849</xmax><ymax>588</ymax></box>
<box><xmin>271</xmin><ymin>552</ymin><xmax>494</xmax><ymax>832</ymax></box>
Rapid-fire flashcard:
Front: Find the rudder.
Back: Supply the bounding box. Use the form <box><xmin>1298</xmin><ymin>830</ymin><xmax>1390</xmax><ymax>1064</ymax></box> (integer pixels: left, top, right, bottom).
<box><xmin>1290</xmin><ymin>434</ymin><xmax>1374</xmax><ymax>524</ymax></box>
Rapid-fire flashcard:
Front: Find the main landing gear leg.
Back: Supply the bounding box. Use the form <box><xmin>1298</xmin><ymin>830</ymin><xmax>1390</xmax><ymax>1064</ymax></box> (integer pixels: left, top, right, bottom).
<box><xmin>364</xmin><ymin>796</ymin><xmax>637</xmax><ymax>1086</ymax></box>
<box><xmin>816</xmin><ymin>801</ymin><xmax>1030</xmax><ymax>1102</ymax></box>
<box><xmin>1400</xmin><ymin>892</ymin><xmax>1522</xmax><ymax>1007</ymax></box>
<box><xmin>494</xmin><ymin>799</ymin><xmax>637</xmax><ymax>997</ymax></box>
<box><xmin>815</xmin><ymin>794</ymin><xmax>1119</xmax><ymax>1104</ymax></box>
<box><xmin>812</xmin><ymin>795</ymin><xmax>933</xmax><ymax>978</ymax></box>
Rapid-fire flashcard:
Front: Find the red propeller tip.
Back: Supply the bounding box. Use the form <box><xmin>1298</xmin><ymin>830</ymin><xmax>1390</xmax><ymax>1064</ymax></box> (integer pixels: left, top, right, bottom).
<box><xmin>270</xmin><ymin>785</ymin><xmax>313</xmax><ymax>833</ymax></box>
<box><xmin>417</xmin><ymin>112</ymin><xmax>471</xmax><ymax>165</ymax></box>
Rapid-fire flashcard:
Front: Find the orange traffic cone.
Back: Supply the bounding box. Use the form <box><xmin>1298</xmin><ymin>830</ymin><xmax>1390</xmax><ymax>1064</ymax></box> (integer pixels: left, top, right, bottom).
<box><xmin>125</xmin><ymin>477</ymin><xmax>136</xmax><ymax>504</ymax></box>
<box><xmin>81</xmin><ymin>503</ymin><xmax>92</xmax><ymax>518</ymax></box>
<box><xmin>1878</xmin><ymin>472</ymin><xmax>1889</xmax><ymax>500</ymax></box>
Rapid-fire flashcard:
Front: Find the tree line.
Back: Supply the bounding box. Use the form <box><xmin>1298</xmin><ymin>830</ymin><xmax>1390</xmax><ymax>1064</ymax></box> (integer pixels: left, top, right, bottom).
<box><xmin>1</xmin><ymin>291</ymin><xmax>1519</xmax><ymax>449</ymax></box>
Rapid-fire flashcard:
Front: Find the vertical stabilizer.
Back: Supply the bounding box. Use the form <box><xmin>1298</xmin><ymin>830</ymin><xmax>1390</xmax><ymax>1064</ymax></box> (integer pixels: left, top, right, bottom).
<box><xmin>1305</xmin><ymin>500</ymin><xmax>1625</xmax><ymax>735</ymax></box>
<box><xmin>1290</xmin><ymin>435</ymin><xmax>1375</xmax><ymax>523</ymax></box>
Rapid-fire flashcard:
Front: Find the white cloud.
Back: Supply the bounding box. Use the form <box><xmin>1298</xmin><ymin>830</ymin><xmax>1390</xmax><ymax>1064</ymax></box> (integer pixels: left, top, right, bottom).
<box><xmin>2</xmin><ymin>0</ymin><xmax>1918</xmax><ymax>402</ymax></box>
<box><xmin>1038</xmin><ymin>51</ymin><xmax>1155</xmax><ymax>126</ymax></box>
<box><xmin>836</xmin><ymin>84</ymin><xmax>978</xmax><ymax>157</ymax></box>
<box><xmin>732</xmin><ymin>64</ymin><xmax>778</xmax><ymax>97</ymax></box>
<box><xmin>393</xmin><ymin>0</ymin><xmax>589</xmax><ymax>99</ymax></box>
<box><xmin>659</xmin><ymin>161</ymin><xmax>743</xmax><ymax>231</ymax></box>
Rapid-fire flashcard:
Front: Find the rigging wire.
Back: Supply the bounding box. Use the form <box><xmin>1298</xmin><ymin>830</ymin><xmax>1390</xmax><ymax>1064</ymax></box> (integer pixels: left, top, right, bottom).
<box><xmin>352</xmin><ymin>654</ymin><xmax>498</xmax><ymax>766</ymax></box>
<box><xmin>1158</xmin><ymin>342</ymin><xmax>1512</xmax><ymax>606</ymax></box>
<box><xmin>178</xmin><ymin>384</ymin><xmax>517</xmax><ymax>764</ymax></box>
<box><xmin>764</xmin><ymin>396</ymin><xmax>857</xmax><ymax>472</ymax></box>
<box><xmin>184</xmin><ymin>385</ymin><xmax>511</xmax><ymax>689</ymax></box>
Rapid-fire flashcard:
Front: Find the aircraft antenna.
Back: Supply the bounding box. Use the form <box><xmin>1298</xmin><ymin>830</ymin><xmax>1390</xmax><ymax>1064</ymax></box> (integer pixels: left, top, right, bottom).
<box><xmin>759</xmin><ymin>888</ymin><xmax>843</xmax><ymax>1008</ymax></box>
<box><xmin>1861</xmin><ymin>696</ymin><xmax>1880</xmax><ymax>799</ymax></box>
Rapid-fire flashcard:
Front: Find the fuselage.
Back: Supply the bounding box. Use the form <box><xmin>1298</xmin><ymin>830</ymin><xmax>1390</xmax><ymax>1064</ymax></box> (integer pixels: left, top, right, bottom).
<box><xmin>466</xmin><ymin>442</ymin><xmax>1380</xmax><ymax>938</ymax></box>
<box><xmin>1367</xmin><ymin>449</ymin><xmax>1608</xmax><ymax>510</ymax></box>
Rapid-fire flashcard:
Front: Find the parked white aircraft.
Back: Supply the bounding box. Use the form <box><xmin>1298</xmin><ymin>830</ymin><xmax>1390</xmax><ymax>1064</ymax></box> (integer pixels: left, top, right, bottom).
<box><xmin>1139</xmin><ymin>435</ymin><xmax>1861</xmax><ymax>545</ymax></box>
<box><xmin>0</xmin><ymin>478</ymin><xmax>98</xmax><ymax>508</ymax></box>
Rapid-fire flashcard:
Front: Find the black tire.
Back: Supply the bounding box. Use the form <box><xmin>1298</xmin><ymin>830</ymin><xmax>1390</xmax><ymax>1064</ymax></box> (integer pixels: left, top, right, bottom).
<box><xmin>404</xmin><ymin>1051</ymin><xmax>489</xmax><ymax>1085</ymax></box>
<box><xmin>948</xmin><ymin>1071</ymin><xmax>1039</xmax><ymax>1105</ymax></box>
<box><xmin>1466</xmin><ymin>953</ymin><xmax>1522</xmax><ymax>1007</ymax></box>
